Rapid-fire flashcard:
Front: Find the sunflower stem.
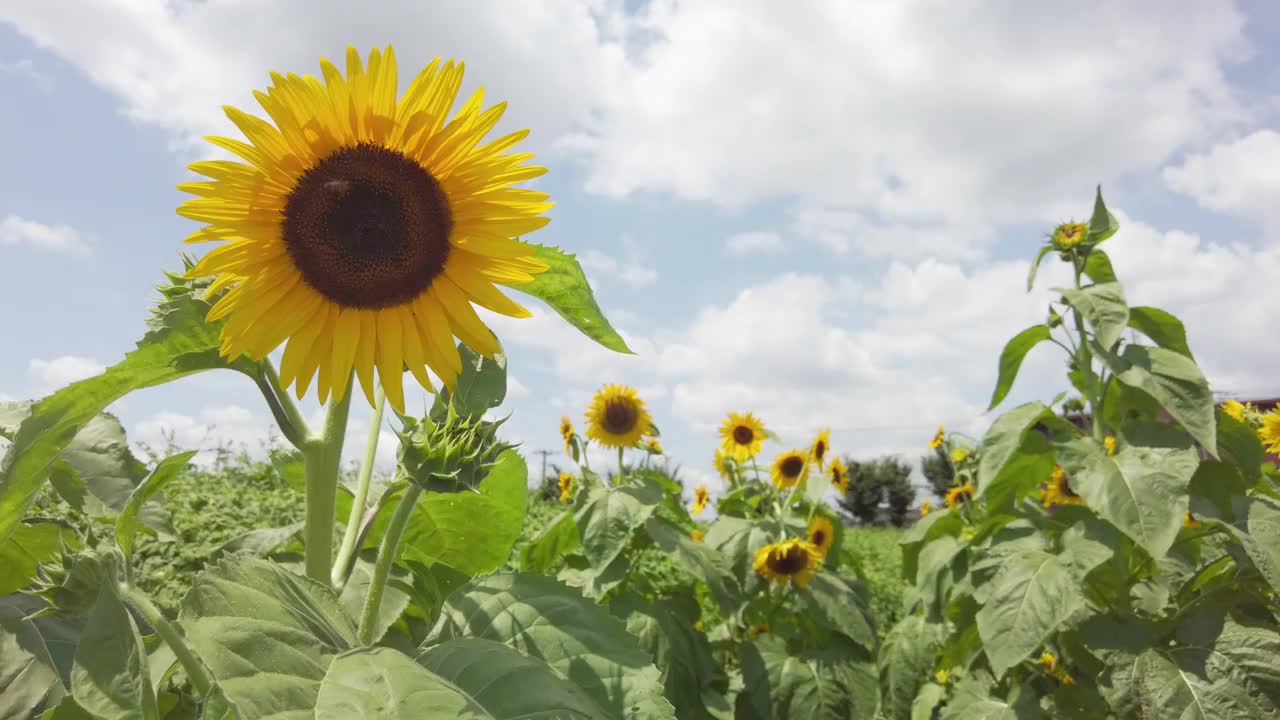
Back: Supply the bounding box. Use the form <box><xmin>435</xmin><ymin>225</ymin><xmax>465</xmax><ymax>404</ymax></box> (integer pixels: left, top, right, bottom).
<box><xmin>358</xmin><ymin>483</ymin><xmax>422</xmax><ymax>645</ymax></box>
<box><xmin>255</xmin><ymin>360</ymin><xmax>309</xmax><ymax>449</ymax></box>
<box><xmin>332</xmin><ymin>383</ymin><xmax>386</xmax><ymax>588</ymax></box>
<box><xmin>116</xmin><ymin>582</ymin><xmax>214</xmax><ymax>697</ymax></box>
<box><xmin>617</xmin><ymin>446</ymin><xmax>625</xmax><ymax>484</ymax></box>
<box><xmin>1071</xmin><ymin>254</ymin><xmax>1105</xmax><ymax>441</ymax></box>
<box><xmin>303</xmin><ymin>373</ymin><xmax>354</xmax><ymax>583</ymax></box>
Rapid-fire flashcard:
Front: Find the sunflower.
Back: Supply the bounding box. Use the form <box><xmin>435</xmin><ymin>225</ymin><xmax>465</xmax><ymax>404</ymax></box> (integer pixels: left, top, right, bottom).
<box><xmin>1260</xmin><ymin>403</ymin><xmax>1280</xmax><ymax>455</ymax></box>
<box><xmin>807</xmin><ymin>516</ymin><xmax>835</xmax><ymax>556</ymax></box>
<box><xmin>771</xmin><ymin>450</ymin><xmax>808</xmax><ymax>490</ymax></box>
<box><xmin>920</xmin><ymin>499</ymin><xmax>932</xmax><ymax>517</ymax></box>
<box><xmin>645</xmin><ymin>437</ymin><xmax>663</xmax><ymax>454</ymax></box>
<box><xmin>691</xmin><ymin>484</ymin><xmax>711</xmax><ymax>517</ymax></box>
<box><xmin>1040</xmin><ymin>466</ymin><xmax>1084</xmax><ymax>510</ymax></box>
<box><xmin>1038</xmin><ymin>652</ymin><xmax>1057</xmax><ymax>673</ymax></box>
<box><xmin>1183</xmin><ymin>512</ymin><xmax>1202</xmax><ymax>529</ymax></box>
<box><xmin>1051</xmin><ymin>222</ymin><xmax>1088</xmax><ymax>250</ymax></box>
<box><xmin>713</xmin><ymin>448</ymin><xmax>735</xmax><ymax>481</ymax></box>
<box><xmin>830</xmin><ymin>457</ymin><xmax>849</xmax><ymax>494</ymax></box>
<box><xmin>585</xmin><ymin>384</ymin><xmax>652</xmax><ymax>448</ymax></box>
<box><xmin>559</xmin><ymin>416</ymin><xmax>575</xmax><ymax>453</ymax></box>
<box><xmin>1103</xmin><ymin>435</ymin><xmax>1116</xmax><ymax>456</ymax></box>
<box><xmin>929</xmin><ymin>424</ymin><xmax>945</xmax><ymax>449</ymax></box>
<box><xmin>934</xmin><ymin>670</ymin><xmax>949</xmax><ymax>685</ymax></box>
<box><xmin>749</xmin><ymin>624</ymin><xmax>769</xmax><ymax>638</ymax></box>
<box><xmin>950</xmin><ymin>447</ymin><xmax>969</xmax><ymax>464</ymax></box>
<box><xmin>721</xmin><ymin>411</ymin><xmax>766</xmax><ymax>462</ymax></box>
<box><xmin>558</xmin><ymin>472</ymin><xmax>574</xmax><ymax>503</ymax></box>
<box><xmin>944</xmin><ymin>481</ymin><xmax>974</xmax><ymax>508</ymax></box>
<box><xmin>690</xmin><ymin>529</ymin><xmax>705</xmax><ymax>542</ymax></box>
<box><xmin>810</xmin><ymin>429</ymin><xmax>831</xmax><ymax>471</ymax></box>
<box><xmin>752</xmin><ymin>538</ymin><xmax>822</xmax><ymax>588</ymax></box>
<box><xmin>1221</xmin><ymin>399</ymin><xmax>1245</xmax><ymax>423</ymax></box>
<box><xmin>179</xmin><ymin>46</ymin><xmax>553</xmax><ymax>412</ymax></box>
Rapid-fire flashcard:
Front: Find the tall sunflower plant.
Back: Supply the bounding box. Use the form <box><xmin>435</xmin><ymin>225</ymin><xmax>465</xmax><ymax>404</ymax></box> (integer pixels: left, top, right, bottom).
<box><xmin>876</xmin><ymin>187</ymin><xmax>1280</xmax><ymax>720</ymax></box>
<box><xmin>521</xmin><ymin>401</ymin><xmax>883</xmax><ymax>718</ymax></box>
<box><xmin>0</xmin><ymin>46</ymin><xmax>716</xmax><ymax>720</ymax></box>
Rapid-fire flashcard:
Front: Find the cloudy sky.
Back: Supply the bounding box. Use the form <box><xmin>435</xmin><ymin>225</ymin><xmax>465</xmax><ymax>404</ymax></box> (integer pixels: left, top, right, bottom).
<box><xmin>2</xmin><ymin>1</ymin><xmax>1278</xmax><ymax>504</ymax></box>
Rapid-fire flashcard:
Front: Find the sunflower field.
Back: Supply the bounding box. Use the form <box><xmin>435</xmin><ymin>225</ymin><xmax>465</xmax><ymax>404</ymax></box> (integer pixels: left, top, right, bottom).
<box><xmin>3</xmin><ymin>44</ymin><xmax>1280</xmax><ymax>720</ymax></box>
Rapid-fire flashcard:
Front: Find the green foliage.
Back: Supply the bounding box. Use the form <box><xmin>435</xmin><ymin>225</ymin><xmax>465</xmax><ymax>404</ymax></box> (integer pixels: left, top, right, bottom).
<box><xmin>836</xmin><ymin>455</ymin><xmax>914</xmax><ymax>527</ymax></box>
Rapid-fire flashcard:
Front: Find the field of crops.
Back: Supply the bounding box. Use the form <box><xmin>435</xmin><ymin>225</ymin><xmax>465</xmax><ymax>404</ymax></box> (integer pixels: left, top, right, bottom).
<box><xmin>3</xmin><ymin>43</ymin><xmax>1280</xmax><ymax>720</ymax></box>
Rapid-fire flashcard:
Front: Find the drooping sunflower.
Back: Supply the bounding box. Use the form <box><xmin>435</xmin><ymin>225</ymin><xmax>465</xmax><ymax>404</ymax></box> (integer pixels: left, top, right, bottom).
<box><xmin>1040</xmin><ymin>466</ymin><xmax>1084</xmax><ymax>510</ymax></box>
<box><xmin>713</xmin><ymin>448</ymin><xmax>735</xmax><ymax>481</ymax></box>
<box><xmin>929</xmin><ymin>424</ymin><xmax>945</xmax><ymax>449</ymax></box>
<box><xmin>810</xmin><ymin>429</ymin><xmax>831</xmax><ymax>471</ymax></box>
<box><xmin>753</xmin><ymin>538</ymin><xmax>822</xmax><ymax>588</ymax></box>
<box><xmin>559</xmin><ymin>416</ymin><xmax>575</xmax><ymax>454</ymax></box>
<box><xmin>558</xmin><ymin>472</ymin><xmax>574</xmax><ymax>503</ymax></box>
<box><xmin>585</xmin><ymin>384</ymin><xmax>652</xmax><ymax>449</ymax></box>
<box><xmin>1259</xmin><ymin>403</ymin><xmax>1280</xmax><ymax>454</ymax></box>
<box><xmin>691</xmin><ymin>484</ymin><xmax>711</xmax><ymax>517</ymax></box>
<box><xmin>945</xmin><ymin>481</ymin><xmax>975</xmax><ymax>508</ymax></box>
<box><xmin>179</xmin><ymin>46</ymin><xmax>553</xmax><ymax>412</ymax></box>
<box><xmin>645</xmin><ymin>437</ymin><xmax>663</xmax><ymax>454</ymax></box>
<box><xmin>771</xmin><ymin>450</ymin><xmax>808</xmax><ymax>490</ymax></box>
<box><xmin>1103</xmin><ymin>435</ymin><xmax>1117</xmax><ymax>456</ymax></box>
<box><xmin>807</xmin><ymin>516</ymin><xmax>835</xmax><ymax>556</ymax></box>
<box><xmin>720</xmin><ymin>411</ymin><xmax>766</xmax><ymax>462</ymax></box>
<box><xmin>830</xmin><ymin>457</ymin><xmax>849</xmax><ymax>494</ymax></box>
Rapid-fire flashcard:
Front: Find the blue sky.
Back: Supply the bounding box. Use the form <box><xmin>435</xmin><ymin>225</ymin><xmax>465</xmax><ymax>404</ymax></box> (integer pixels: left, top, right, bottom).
<box><xmin>2</xmin><ymin>1</ymin><xmax>1278</xmax><ymax>505</ymax></box>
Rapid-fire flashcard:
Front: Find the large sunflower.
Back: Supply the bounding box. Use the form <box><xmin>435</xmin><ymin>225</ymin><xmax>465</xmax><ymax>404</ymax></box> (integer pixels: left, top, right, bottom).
<box><xmin>807</xmin><ymin>516</ymin><xmax>835</xmax><ymax>556</ymax></box>
<box><xmin>720</xmin><ymin>411</ymin><xmax>766</xmax><ymax>461</ymax></box>
<box><xmin>585</xmin><ymin>384</ymin><xmax>652</xmax><ymax>448</ymax></box>
<box><xmin>830</xmin><ymin>457</ymin><xmax>849</xmax><ymax>494</ymax></box>
<box><xmin>810</xmin><ymin>429</ymin><xmax>831</xmax><ymax>471</ymax></box>
<box><xmin>771</xmin><ymin>450</ymin><xmax>808</xmax><ymax>490</ymax></box>
<box><xmin>179</xmin><ymin>46</ymin><xmax>551</xmax><ymax>412</ymax></box>
<box><xmin>1040</xmin><ymin>466</ymin><xmax>1084</xmax><ymax>510</ymax></box>
<box><xmin>752</xmin><ymin>538</ymin><xmax>822</xmax><ymax>588</ymax></box>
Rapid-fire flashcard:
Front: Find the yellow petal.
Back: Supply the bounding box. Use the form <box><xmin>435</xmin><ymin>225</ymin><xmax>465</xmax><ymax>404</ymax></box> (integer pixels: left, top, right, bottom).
<box><xmin>376</xmin><ymin>309</ymin><xmax>406</xmax><ymax>413</ymax></box>
<box><xmin>432</xmin><ymin>277</ymin><xmax>500</xmax><ymax>356</ymax></box>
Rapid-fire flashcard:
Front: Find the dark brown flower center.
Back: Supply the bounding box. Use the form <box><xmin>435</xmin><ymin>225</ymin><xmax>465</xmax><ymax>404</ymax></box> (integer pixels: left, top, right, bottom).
<box><xmin>811</xmin><ymin>530</ymin><xmax>826</xmax><ymax>547</ymax></box>
<box><xmin>769</xmin><ymin>545</ymin><xmax>809</xmax><ymax>575</ymax></box>
<box><xmin>602</xmin><ymin>399</ymin><xmax>638</xmax><ymax>434</ymax></box>
<box><xmin>814</xmin><ymin>440</ymin><xmax>826</xmax><ymax>460</ymax></box>
<box><xmin>1060</xmin><ymin>477</ymin><xmax>1080</xmax><ymax>498</ymax></box>
<box><xmin>732</xmin><ymin>425</ymin><xmax>755</xmax><ymax>445</ymax></box>
<box><xmin>282</xmin><ymin>142</ymin><xmax>452</xmax><ymax>309</ymax></box>
<box><xmin>780</xmin><ymin>456</ymin><xmax>805</xmax><ymax>478</ymax></box>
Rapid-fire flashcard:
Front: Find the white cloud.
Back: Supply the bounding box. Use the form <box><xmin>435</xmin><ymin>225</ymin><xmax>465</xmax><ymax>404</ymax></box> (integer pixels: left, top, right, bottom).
<box><xmin>726</xmin><ymin>231</ymin><xmax>784</xmax><ymax>256</ymax></box>
<box><xmin>1163</xmin><ymin>129</ymin><xmax>1280</xmax><ymax>227</ymax></box>
<box><xmin>28</xmin><ymin>355</ymin><xmax>106</xmax><ymax>392</ymax></box>
<box><xmin>0</xmin><ymin>57</ymin><xmax>53</xmax><ymax>92</ymax></box>
<box><xmin>508</xmin><ymin>375</ymin><xmax>530</xmax><ymax>398</ymax></box>
<box><xmin>0</xmin><ymin>215</ymin><xmax>92</xmax><ymax>257</ymax></box>
<box><xmin>789</xmin><ymin>206</ymin><xmax>996</xmax><ymax>261</ymax></box>
<box><xmin>578</xmin><ymin>248</ymin><xmax>659</xmax><ymax>289</ymax></box>
<box><xmin>132</xmin><ymin>405</ymin><xmax>282</xmax><ymax>466</ymax></box>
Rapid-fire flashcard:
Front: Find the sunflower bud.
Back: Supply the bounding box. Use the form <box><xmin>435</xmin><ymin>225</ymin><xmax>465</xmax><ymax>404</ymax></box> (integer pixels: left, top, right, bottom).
<box><xmin>1047</xmin><ymin>306</ymin><xmax>1063</xmax><ymax>329</ymax></box>
<box><xmin>397</xmin><ymin>399</ymin><xmax>517</xmax><ymax>493</ymax></box>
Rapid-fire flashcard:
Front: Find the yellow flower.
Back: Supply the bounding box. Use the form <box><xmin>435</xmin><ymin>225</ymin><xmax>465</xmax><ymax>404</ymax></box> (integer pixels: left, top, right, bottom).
<box><xmin>721</xmin><ymin>411</ymin><xmax>767</xmax><ymax>461</ymax></box>
<box><xmin>178</xmin><ymin>46</ymin><xmax>553</xmax><ymax>412</ymax></box>
<box><xmin>929</xmin><ymin>424</ymin><xmax>945</xmax><ymax>449</ymax></box>
<box><xmin>807</xmin><ymin>516</ymin><xmax>836</xmax><ymax>556</ymax></box>
<box><xmin>691</xmin><ymin>529</ymin><xmax>705</xmax><ymax>542</ymax></box>
<box><xmin>944</xmin><ymin>481</ymin><xmax>974</xmax><ymax>508</ymax></box>
<box><xmin>752</xmin><ymin>538</ymin><xmax>822</xmax><ymax>588</ymax></box>
<box><xmin>950</xmin><ymin>447</ymin><xmax>969</xmax><ymax>464</ymax></box>
<box><xmin>1259</xmin><ymin>403</ymin><xmax>1280</xmax><ymax>455</ymax></box>
<box><xmin>1221</xmin><ymin>399</ymin><xmax>1245</xmax><ymax>423</ymax></box>
<box><xmin>713</xmin><ymin>447</ymin><xmax>735</xmax><ymax>481</ymax></box>
<box><xmin>585</xmin><ymin>384</ymin><xmax>653</xmax><ymax>449</ymax></box>
<box><xmin>1104</xmin><ymin>435</ymin><xmax>1117</xmax><ymax>456</ymax></box>
<box><xmin>749</xmin><ymin>624</ymin><xmax>769</xmax><ymax>638</ymax></box>
<box><xmin>645</xmin><ymin>437</ymin><xmax>663</xmax><ymax>454</ymax></box>
<box><xmin>1040</xmin><ymin>466</ymin><xmax>1085</xmax><ymax>509</ymax></box>
<box><xmin>691</xmin><ymin>484</ymin><xmax>711</xmax><ymax>517</ymax></box>
<box><xmin>811</xmin><ymin>429</ymin><xmax>831</xmax><ymax>471</ymax></box>
<box><xmin>694</xmin><ymin>618</ymin><xmax>704</xmax><ymax>631</ymax></box>
<box><xmin>1057</xmin><ymin>669</ymin><xmax>1077</xmax><ymax>686</ymax></box>
<box><xmin>830</xmin><ymin>457</ymin><xmax>849</xmax><ymax>494</ymax></box>
<box><xmin>559</xmin><ymin>416</ymin><xmax>575</xmax><ymax>454</ymax></box>
<box><xmin>1038</xmin><ymin>651</ymin><xmax>1057</xmax><ymax>673</ymax></box>
<box><xmin>934</xmin><ymin>670</ymin><xmax>949</xmax><ymax>685</ymax></box>
<box><xmin>1051</xmin><ymin>222</ymin><xmax>1088</xmax><ymax>250</ymax></box>
<box><xmin>558</xmin><ymin>472</ymin><xmax>574</xmax><ymax>503</ymax></box>
<box><xmin>1183</xmin><ymin>512</ymin><xmax>1202</xmax><ymax>529</ymax></box>
<box><xmin>771</xmin><ymin>450</ymin><xmax>808</xmax><ymax>490</ymax></box>
<box><xmin>920</xmin><ymin>499</ymin><xmax>932</xmax><ymax>516</ymax></box>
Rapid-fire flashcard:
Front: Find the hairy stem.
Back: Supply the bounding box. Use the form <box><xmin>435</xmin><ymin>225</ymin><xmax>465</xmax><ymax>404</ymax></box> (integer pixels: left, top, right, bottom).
<box><xmin>332</xmin><ymin>384</ymin><xmax>386</xmax><ymax>588</ymax></box>
<box><xmin>358</xmin><ymin>483</ymin><xmax>423</xmax><ymax>645</ymax></box>
<box><xmin>303</xmin><ymin>373</ymin><xmax>354</xmax><ymax>583</ymax></box>
<box><xmin>117</xmin><ymin>583</ymin><xmax>213</xmax><ymax>696</ymax></box>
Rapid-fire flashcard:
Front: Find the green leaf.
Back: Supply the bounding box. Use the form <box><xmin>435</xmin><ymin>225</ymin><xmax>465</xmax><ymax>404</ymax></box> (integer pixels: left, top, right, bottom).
<box><xmin>1240</xmin><ymin>496</ymin><xmax>1280</xmax><ymax>596</ymax></box>
<box><xmin>314</xmin><ymin>647</ymin><xmax>488</xmax><ymax>719</ymax></box>
<box><xmin>705</xmin><ymin>516</ymin><xmax>783</xmax><ymax>598</ymax></box>
<box><xmin>1082</xmin><ymin>248</ymin><xmax>1118</xmax><ymax>284</ymax></box>
<box><xmin>573</xmin><ymin>480</ymin><xmax>662</xmax><ymax>571</ymax></box>
<box><xmin>0</xmin><ymin>285</ymin><xmax>254</xmax><ymax>544</ymax></box>
<box><xmin>976</xmin><ymin>401</ymin><xmax>1053</xmax><ymax>501</ymax></box>
<box><xmin>519</xmin><ymin>510</ymin><xmax>581</xmax><ymax>574</ymax></box>
<box><xmin>911</xmin><ymin>683</ymin><xmax>947</xmax><ymax>720</ymax></box>
<box><xmin>180</xmin><ymin>558</ymin><xmax>357</xmax><ymax>719</ymax></box>
<box><xmin>429</xmin><ymin>343</ymin><xmax>507</xmax><ymax>421</ymax></box>
<box><xmin>1055</xmin><ymin>436</ymin><xmax>1198</xmax><ymax>558</ymax></box>
<box><xmin>72</xmin><ymin>586</ymin><xmax>158</xmax><ymax>720</ymax></box>
<box><xmin>1</xmin><ymin>595</ymin><xmax>65</xmax><ymax>720</ymax></box>
<box><xmin>644</xmin><ymin>516</ymin><xmax>742</xmax><ymax>612</ymax></box>
<box><xmin>1026</xmin><ymin>245</ymin><xmax>1054</xmax><ymax>292</ymax></box>
<box><xmin>1189</xmin><ymin>461</ymin><xmax>1248</xmax><ymax>523</ymax></box>
<box><xmin>510</xmin><ymin>244</ymin><xmax>632</xmax><ymax>354</ymax></box>
<box><xmin>370</xmin><ymin>450</ymin><xmax>527</xmax><ymax>575</ymax></box>
<box><xmin>428</xmin><ymin>572</ymin><xmax>675</xmax><ymax>718</ymax></box>
<box><xmin>975</xmin><ymin>550</ymin><xmax>1085</xmax><ymax>677</ymax></box>
<box><xmin>1216</xmin><ymin>409</ymin><xmax>1264</xmax><ymax>482</ymax></box>
<box><xmin>1087</xmin><ymin>185</ymin><xmax>1119</xmax><ymax>244</ymax></box>
<box><xmin>0</xmin><ymin>400</ymin><xmax>33</xmax><ymax>440</ymax></box>
<box><xmin>987</xmin><ymin>326</ymin><xmax>1052</xmax><ymax>411</ymax></box>
<box><xmin>216</xmin><ymin>522</ymin><xmax>306</xmax><ymax>556</ymax></box>
<box><xmin>800</xmin><ymin>571</ymin><xmax>877</xmax><ymax>651</ymax></box>
<box><xmin>1128</xmin><ymin>306</ymin><xmax>1194</xmax><ymax>360</ymax></box>
<box><xmin>1094</xmin><ymin>343</ymin><xmax>1217</xmax><ymax>454</ymax></box>
<box><xmin>0</xmin><ymin>521</ymin><xmax>65</xmax><ymax>596</ymax></box>
<box><xmin>612</xmin><ymin>594</ymin><xmax>724</xmax><ymax>720</ymax></box>
<box><xmin>418</xmin><ymin>638</ymin><xmax>608</xmax><ymax>719</ymax></box>
<box><xmin>877</xmin><ymin>615</ymin><xmax>947</xmax><ymax>720</ymax></box>
<box><xmin>739</xmin><ymin>636</ymin><xmax>874</xmax><ymax>719</ymax></box>
<box><xmin>115</xmin><ymin>451</ymin><xmax>197</xmax><ymax>559</ymax></box>
<box><xmin>1059</xmin><ymin>282</ymin><xmax>1129</xmax><ymax>350</ymax></box>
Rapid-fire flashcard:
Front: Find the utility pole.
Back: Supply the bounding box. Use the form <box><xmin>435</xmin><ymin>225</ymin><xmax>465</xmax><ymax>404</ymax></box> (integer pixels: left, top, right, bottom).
<box><xmin>533</xmin><ymin>449</ymin><xmax>553</xmax><ymax>487</ymax></box>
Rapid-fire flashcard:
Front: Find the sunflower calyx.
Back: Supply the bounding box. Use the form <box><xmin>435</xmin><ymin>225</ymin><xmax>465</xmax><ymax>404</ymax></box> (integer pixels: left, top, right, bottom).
<box><xmin>28</xmin><ymin>544</ymin><xmax>116</xmax><ymax>616</ymax></box>
<box><xmin>397</xmin><ymin>400</ymin><xmax>516</xmax><ymax>493</ymax></box>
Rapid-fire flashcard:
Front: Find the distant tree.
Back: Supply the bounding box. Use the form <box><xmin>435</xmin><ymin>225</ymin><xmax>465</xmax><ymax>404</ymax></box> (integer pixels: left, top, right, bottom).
<box><xmin>885</xmin><ymin>464</ymin><xmax>916</xmax><ymax>527</ymax></box>
<box><xmin>920</xmin><ymin>447</ymin><xmax>953</xmax><ymax>499</ymax></box>
<box><xmin>837</xmin><ymin>455</ymin><xmax>915</xmax><ymax>527</ymax></box>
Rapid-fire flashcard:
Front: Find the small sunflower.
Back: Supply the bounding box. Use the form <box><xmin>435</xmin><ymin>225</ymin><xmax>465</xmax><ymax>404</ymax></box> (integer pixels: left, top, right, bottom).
<box><xmin>950</xmin><ymin>447</ymin><xmax>969</xmax><ymax>464</ymax></box>
<box><xmin>920</xmin><ymin>499</ymin><xmax>932</xmax><ymax>516</ymax></box>
<box><xmin>644</xmin><ymin>437</ymin><xmax>663</xmax><ymax>454</ymax></box>
<box><xmin>929</xmin><ymin>424</ymin><xmax>945</xmax><ymax>449</ymax></box>
<box><xmin>1104</xmin><ymin>435</ymin><xmax>1117</xmax><ymax>456</ymax></box>
<box><xmin>713</xmin><ymin>447</ymin><xmax>735</xmax><ymax>481</ymax></box>
<box><xmin>1051</xmin><ymin>222</ymin><xmax>1088</xmax><ymax>250</ymax></box>
<box><xmin>691</xmin><ymin>484</ymin><xmax>711</xmax><ymax>517</ymax></box>
<box><xmin>585</xmin><ymin>384</ymin><xmax>652</xmax><ymax>449</ymax></box>
<box><xmin>807</xmin><ymin>516</ymin><xmax>835</xmax><ymax>556</ymax></box>
<box><xmin>945</xmin><ymin>481</ymin><xmax>974</xmax><ymax>508</ymax></box>
<box><xmin>811</xmin><ymin>429</ymin><xmax>831</xmax><ymax>471</ymax></box>
<box><xmin>1058</xmin><ymin>670</ymin><xmax>1077</xmax><ymax>686</ymax></box>
<box><xmin>1259</xmin><ymin>403</ymin><xmax>1280</xmax><ymax>455</ymax></box>
<box><xmin>1183</xmin><ymin>512</ymin><xmax>1202</xmax><ymax>529</ymax></box>
<box><xmin>752</xmin><ymin>538</ymin><xmax>822</xmax><ymax>588</ymax></box>
<box><xmin>1040</xmin><ymin>466</ymin><xmax>1084</xmax><ymax>510</ymax></box>
<box><xmin>558</xmin><ymin>472</ymin><xmax>574</xmax><ymax>503</ymax></box>
<box><xmin>830</xmin><ymin>457</ymin><xmax>849</xmax><ymax>494</ymax></box>
<box><xmin>1220</xmin><ymin>399</ymin><xmax>1246</xmax><ymax>423</ymax></box>
<box><xmin>771</xmin><ymin>450</ymin><xmax>808</xmax><ymax>490</ymax></box>
<box><xmin>721</xmin><ymin>411</ymin><xmax>766</xmax><ymax>462</ymax></box>
<box><xmin>934</xmin><ymin>670</ymin><xmax>950</xmax><ymax>685</ymax></box>
<box><xmin>559</xmin><ymin>416</ymin><xmax>575</xmax><ymax>453</ymax></box>
<box><xmin>690</xmin><ymin>529</ymin><xmax>705</xmax><ymax>542</ymax></box>
<box><xmin>179</xmin><ymin>46</ymin><xmax>554</xmax><ymax>412</ymax></box>
<box><xmin>1038</xmin><ymin>652</ymin><xmax>1057</xmax><ymax>673</ymax></box>
<box><xmin>749</xmin><ymin>624</ymin><xmax>769</xmax><ymax>638</ymax></box>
